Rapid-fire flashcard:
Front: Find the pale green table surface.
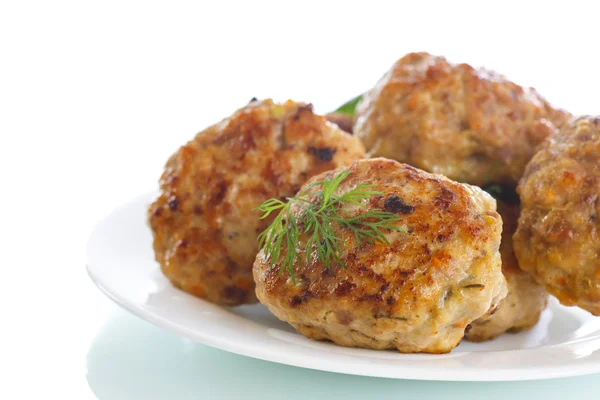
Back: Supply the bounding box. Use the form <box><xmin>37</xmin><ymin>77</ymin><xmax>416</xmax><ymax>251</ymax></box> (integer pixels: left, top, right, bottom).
<box><xmin>87</xmin><ymin>308</ymin><xmax>600</xmax><ymax>400</ymax></box>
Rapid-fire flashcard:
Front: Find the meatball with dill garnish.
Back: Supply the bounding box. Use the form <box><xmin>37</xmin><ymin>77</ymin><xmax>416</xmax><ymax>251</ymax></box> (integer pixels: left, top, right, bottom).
<box><xmin>253</xmin><ymin>158</ymin><xmax>506</xmax><ymax>353</ymax></box>
<box><xmin>148</xmin><ymin>99</ymin><xmax>365</xmax><ymax>306</ymax></box>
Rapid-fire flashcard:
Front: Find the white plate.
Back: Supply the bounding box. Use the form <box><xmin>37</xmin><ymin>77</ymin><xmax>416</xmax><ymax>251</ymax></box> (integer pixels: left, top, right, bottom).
<box><xmin>87</xmin><ymin>193</ymin><xmax>600</xmax><ymax>381</ymax></box>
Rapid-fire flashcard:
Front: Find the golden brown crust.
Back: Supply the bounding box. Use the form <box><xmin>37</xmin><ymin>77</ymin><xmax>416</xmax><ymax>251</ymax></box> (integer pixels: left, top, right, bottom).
<box><xmin>466</xmin><ymin>199</ymin><xmax>548</xmax><ymax>342</ymax></box>
<box><xmin>514</xmin><ymin>116</ymin><xmax>600</xmax><ymax>315</ymax></box>
<box><xmin>254</xmin><ymin>158</ymin><xmax>506</xmax><ymax>353</ymax></box>
<box><xmin>354</xmin><ymin>52</ymin><xmax>570</xmax><ymax>187</ymax></box>
<box><xmin>148</xmin><ymin>99</ymin><xmax>365</xmax><ymax>305</ymax></box>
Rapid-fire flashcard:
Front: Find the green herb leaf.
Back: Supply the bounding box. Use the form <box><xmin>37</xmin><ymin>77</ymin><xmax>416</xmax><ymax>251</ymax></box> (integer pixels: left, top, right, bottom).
<box><xmin>256</xmin><ymin>170</ymin><xmax>407</xmax><ymax>281</ymax></box>
<box><xmin>463</xmin><ymin>284</ymin><xmax>485</xmax><ymax>289</ymax></box>
<box><xmin>484</xmin><ymin>184</ymin><xmax>503</xmax><ymax>198</ymax></box>
<box><xmin>483</xmin><ymin>184</ymin><xmax>520</xmax><ymax>204</ymax></box>
<box><xmin>333</xmin><ymin>95</ymin><xmax>363</xmax><ymax>116</ymax></box>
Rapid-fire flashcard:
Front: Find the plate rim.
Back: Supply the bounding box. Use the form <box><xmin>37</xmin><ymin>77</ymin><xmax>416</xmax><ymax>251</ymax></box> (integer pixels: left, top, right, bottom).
<box><xmin>86</xmin><ymin>193</ymin><xmax>600</xmax><ymax>382</ymax></box>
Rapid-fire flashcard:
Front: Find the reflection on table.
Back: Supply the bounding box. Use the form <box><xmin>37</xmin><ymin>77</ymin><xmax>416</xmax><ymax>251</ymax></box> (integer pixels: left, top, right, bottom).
<box><xmin>87</xmin><ymin>308</ymin><xmax>600</xmax><ymax>400</ymax></box>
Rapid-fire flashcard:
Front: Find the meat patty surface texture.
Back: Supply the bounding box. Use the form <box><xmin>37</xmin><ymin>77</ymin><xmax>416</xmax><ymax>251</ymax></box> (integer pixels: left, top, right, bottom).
<box><xmin>466</xmin><ymin>197</ymin><xmax>548</xmax><ymax>341</ymax></box>
<box><xmin>354</xmin><ymin>52</ymin><xmax>569</xmax><ymax>187</ymax></box>
<box><xmin>514</xmin><ymin>116</ymin><xmax>600</xmax><ymax>315</ymax></box>
<box><xmin>148</xmin><ymin>99</ymin><xmax>365</xmax><ymax>305</ymax></box>
<box><xmin>254</xmin><ymin>158</ymin><xmax>507</xmax><ymax>353</ymax></box>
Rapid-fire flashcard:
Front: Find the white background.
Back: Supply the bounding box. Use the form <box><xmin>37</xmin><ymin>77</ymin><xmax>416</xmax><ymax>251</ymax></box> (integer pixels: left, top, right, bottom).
<box><xmin>1</xmin><ymin>1</ymin><xmax>599</xmax><ymax>398</ymax></box>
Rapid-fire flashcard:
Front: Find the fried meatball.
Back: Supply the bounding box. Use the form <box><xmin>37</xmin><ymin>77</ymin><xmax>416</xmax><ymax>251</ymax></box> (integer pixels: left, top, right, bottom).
<box><xmin>254</xmin><ymin>158</ymin><xmax>507</xmax><ymax>353</ymax></box>
<box><xmin>514</xmin><ymin>116</ymin><xmax>600</xmax><ymax>315</ymax></box>
<box><xmin>466</xmin><ymin>196</ymin><xmax>548</xmax><ymax>341</ymax></box>
<box><xmin>354</xmin><ymin>52</ymin><xmax>570</xmax><ymax>187</ymax></box>
<box><xmin>148</xmin><ymin>99</ymin><xmax>365</xmax><ymax>306</ymax></box>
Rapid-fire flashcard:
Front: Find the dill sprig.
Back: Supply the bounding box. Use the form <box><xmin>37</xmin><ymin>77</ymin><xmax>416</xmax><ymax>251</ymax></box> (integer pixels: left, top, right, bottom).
<box><xmin>256</xmin><ymin>170</ymin><xmax>406</xmax><ymax>280</ymax></box>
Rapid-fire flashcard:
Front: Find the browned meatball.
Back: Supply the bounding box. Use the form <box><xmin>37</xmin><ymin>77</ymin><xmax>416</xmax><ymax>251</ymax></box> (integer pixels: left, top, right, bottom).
<box><xmin>254</xmin><ymin>158</ymin><xmax>506</xmax><ymax>353</ymax></box>
<box><xmin>466</xmin><ymin>197</ymin><xmax>548</xmax><ymax>341</ymax></box>
<box><xmin>148</xmin><ymin>99</ymin><xmax>365</xmax><ymax>306</ymax></box>
<box><xmin>514</xmin><ymin>116</ymin><xmax>600</xmax><ymax>315</ymax></box>
<box><xmin>354</xmin><ymin>52</ymin><xmax>570</xmax><ymax>187</ymax></box>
